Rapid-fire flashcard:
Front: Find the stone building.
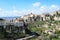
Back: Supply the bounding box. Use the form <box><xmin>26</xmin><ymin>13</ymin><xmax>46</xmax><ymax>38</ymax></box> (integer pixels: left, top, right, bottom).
<box><xmin>0</xmin><ymin>18</ymin><xmax>25</xmax><ymax>38</ymax></box>
<box><xmin>45</xmin><ymin>13</ymin><xmax>50</xmax><ymax>21</ymax></box>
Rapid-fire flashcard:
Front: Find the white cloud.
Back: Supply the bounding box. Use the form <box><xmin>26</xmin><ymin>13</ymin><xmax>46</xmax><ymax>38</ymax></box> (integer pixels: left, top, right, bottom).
<box><xmin>32</xmin><ymin>2</ymin><xmax>60</xmax><ymax>13</ymax></box>
<box><xmin>40</xmin><ymin>6</ymin><xmax>46</xmax><ymax>11</ymax></box>
<box><xmin>51</xmin><ymin>5</ymin><xmax>57</xmax><ymax>8</ymax></box>
<box><xmin>0</xmin><ymin>3</ymin><xmax>60</xmax><ymax>17</ymax></box>
<box><xmin>32</xmin><ymin>2</ymin><xmax>40</xmax><ymax>7</ymax></box>
<box><xmin>0</xmin><ymin>8</ymin><xmax>4</xmax><ymax>11</ymax></box>
<box><xmin>39</xmin><ymin>5</ymin><xmax>60</xmax><ymax>13</ymax></box>
<box><xmin>13</xmin><ymin>10</ymin><xmax>18</xmax><ymax>13</ymax></box>
<box><xmin>12</xmin><ymin>6</ymin><xmax>16</xmax><ymax>9</ymax></box>
<box><xmin>50</xmin><ymin>5</ymin><xmax>60</xmax><ymax>10</ymax></box>
<box><xmin>0</xmin><ymin>8</ymin><xmax>2</xmax><ymax>11</ymax></box>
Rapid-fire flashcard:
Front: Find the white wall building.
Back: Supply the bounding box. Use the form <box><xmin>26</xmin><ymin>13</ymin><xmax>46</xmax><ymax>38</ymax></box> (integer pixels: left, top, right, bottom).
<box><xmin>54</xmin><ymin>16</ymin><xmax>60</xmax><ymax>21</ymax></box>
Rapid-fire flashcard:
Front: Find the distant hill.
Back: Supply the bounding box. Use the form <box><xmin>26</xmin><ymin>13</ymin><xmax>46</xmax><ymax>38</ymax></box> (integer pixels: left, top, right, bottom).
<box><xmin>0</xmin><ymin>16</ymin><xmax>19</xmax><ymax>20</ymax></box>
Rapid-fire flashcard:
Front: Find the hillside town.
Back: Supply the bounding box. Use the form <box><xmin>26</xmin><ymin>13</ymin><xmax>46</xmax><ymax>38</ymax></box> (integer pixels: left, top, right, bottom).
<box><xmin>0</xmin><ymin>0</ymin><xmax>60</xmax><ymax>40</ymax></box>
<box><xmin>0</xmin><ymin>10</ymin><xmax>60</xmax><ymax>40</ymax></box>
<box><xmin>20</xmin><ymin>10</ymin><xmax>60</xmax><ymax>22</ymax></box>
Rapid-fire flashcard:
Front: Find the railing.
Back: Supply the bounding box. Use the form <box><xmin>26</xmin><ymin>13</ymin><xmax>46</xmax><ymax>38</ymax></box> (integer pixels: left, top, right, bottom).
<box><xmin>17</xmin><ymin>35</ymin><xmax>35</xmax><ymax>40</ymax></box>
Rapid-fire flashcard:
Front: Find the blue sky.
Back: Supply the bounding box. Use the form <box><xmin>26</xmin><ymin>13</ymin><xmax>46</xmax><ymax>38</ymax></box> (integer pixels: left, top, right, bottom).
<box><xmin>0</xmin><ymin>0</ymin><xmax>60</xmax><ymax>17</ymax></box>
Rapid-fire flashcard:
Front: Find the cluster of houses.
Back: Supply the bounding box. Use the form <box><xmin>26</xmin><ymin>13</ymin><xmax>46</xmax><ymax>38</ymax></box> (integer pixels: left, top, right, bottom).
<box><xmin>20</xmin><ymin>10</ymin><xmax>60</xmax><ymax>23</ymax></box>
<box><xmin>0</xmin><ymin>17</ymin><xmax>25</xmax><ymax>37</ymax></box>
<box><xmin>0</xmin><ymin>10</ymin><xmax>60</xmax><ymax>31</ymax></box>
<box><xmin>0</xmin><ymin>10</ymin><xmax>60</xmax><ymax>37</ymax></box>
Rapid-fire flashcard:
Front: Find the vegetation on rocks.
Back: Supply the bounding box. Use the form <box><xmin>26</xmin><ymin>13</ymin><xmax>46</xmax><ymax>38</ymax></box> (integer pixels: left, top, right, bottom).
<box><xmin>27</xmin><ymin>20</ymin><xmax>60</xmax><ymax>40</ymax></box>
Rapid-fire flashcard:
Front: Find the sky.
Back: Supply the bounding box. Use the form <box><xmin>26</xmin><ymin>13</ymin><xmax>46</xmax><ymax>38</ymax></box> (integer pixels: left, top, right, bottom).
<box><xmin>0</xmin><ymin>0</ymin><xmax>60</xmax><ymax>17</ymax></box>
